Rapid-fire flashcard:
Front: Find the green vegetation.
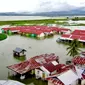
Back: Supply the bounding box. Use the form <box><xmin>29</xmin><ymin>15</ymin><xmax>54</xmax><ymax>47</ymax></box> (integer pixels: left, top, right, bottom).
<box><xmin>9</xmin><ymin>76</ymin><xmax>47</xmax><ymax>85</ymax></box>
<box><xmin>13</xmin><ymin>56</ymin><xmax>26</xmax><ymax>61</ymax></box>
<box><xmin>0</xmin><ymin>18</ymin><xmax>67</xmax><ymax>26</ymax></box>
<box><xmin>72</xmin><ymin>17</ymin><xmax>85</xmax><ymax>21</ymax></box>
<box><xmin>66</xmin><ymin>39</ymin><xmax>81</xmax><ymax>57</ymax></box>
<box><xmin>0</xmin><ymin>33</ymin><xmax>7</xmax><ymax>41</ymax></box>
<box><xmin>1</xmin><ymin>17</ymin><xmax>85</xmax><ymax>26</ymax></box>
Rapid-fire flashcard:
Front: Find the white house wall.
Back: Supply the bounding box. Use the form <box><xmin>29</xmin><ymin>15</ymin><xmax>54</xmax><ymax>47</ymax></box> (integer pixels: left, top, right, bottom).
<box><xmin>35</xmin><ymin>69</ymin><xmax>43</xmax><ymax>78</ymax></box>
<box><xmin>48</xmin><ymin>81</ymin><xmax>54</xmax><ymax>85</ymax></box>
<box><xmin>35</xmin><ymin>68</ymin><xmax>50</xmax><ymax>79</ymax></box>
<box><xmin>37</xmin><ymin>33</ymin><xmax>45</xmax><ymax>38</ymax></box>
<box><xmin>40</xmin><ymin>33</ymin><xmax>45</xmax><ymax>37</ymax></box>
<box><xmin>44</xmin><ymin>73</ymin><xmax>49</xmax><ymax>79</ymax></box>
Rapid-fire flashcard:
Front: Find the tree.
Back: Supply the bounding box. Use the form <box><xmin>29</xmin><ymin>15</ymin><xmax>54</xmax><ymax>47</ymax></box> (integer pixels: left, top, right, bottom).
<box><xmin>67</xmin><ymin>39</ymin><xmax>81</xmax><ymax>57</ymax></box>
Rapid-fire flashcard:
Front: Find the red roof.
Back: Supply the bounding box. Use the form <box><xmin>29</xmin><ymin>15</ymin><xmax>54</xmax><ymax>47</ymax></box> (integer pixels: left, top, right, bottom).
<box><xmin>70</xmin><ymin>35</ymin><xmax>80</xmax><ymax>39</ymax></box>
<box><xmin>47</xmin><ymin>77</ymin><xmax>64</xmax><ymax>85</ymax></box>
<box><xmin>49</xmin><ymin>27</ymin><xmax>59</xmax><ymax>32</ymax></box>
<box><xmin>2</xmin><ymin>27</ymin><xmax>20</xmax><ymax>31</ymax></box>
<box><xmin>42</xmin><ymin>63</ymin><xmax>65</xmax><ymax>73</ymax></box>
<box><xmin>60</xmin><ymin>30</ymin><xmax>85</xmax><ymax>41</ymax></box>
<box><xmin>72</xmin><ymin>30</ymin><xmax>85</xmax><ymax>35</ymax></box>
<box><xmin>71</xmin><ymin>30</ymin><xmax>80</xmax><ymax>35</ymax></box>
<box><xmin>80</xmin><ymin>36</ymin><xmax>85</xmax><ymax>40</ymax></box>
<box><xmin>34</xmin><ymin>31</ymin><xmax>43</xmax><ymax>35</ymax></box>
<box><xmin>7</xmin><ymin>53</ymin><xmax>59</xmax><ymax>74</ymax></box>
<box><xmin>61</xmin><ymin>34</ymin><xmax>70</xmax><ymax>38</ymax></box>
<box><xmin>43</xmin><ymin>64</ymin><xmax>75</xmax><ymax>78</ymax></box>
<box><xmin>72</xmin><ymin>56</ymin><xmax>85</xmax><ymax>65</ymax></box>
<box><xmin>2</xmin><ymin>26</ymin><xmax>70</xmax><ymax>35</ymax></box>
<box><xmin>59</xmin><ymin>28</ymin><xmax>70</xmax><ymax>32</ymax></box>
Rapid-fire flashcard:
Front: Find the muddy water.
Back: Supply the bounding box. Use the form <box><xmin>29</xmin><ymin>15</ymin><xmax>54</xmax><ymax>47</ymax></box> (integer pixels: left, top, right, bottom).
<box><xmin>0</xmin><ymin>35</ymin><xmax>73</xmax><ymax>80</ymax></box>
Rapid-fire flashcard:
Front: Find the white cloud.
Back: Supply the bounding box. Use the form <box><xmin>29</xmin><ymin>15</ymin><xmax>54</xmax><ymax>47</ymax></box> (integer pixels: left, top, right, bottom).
<box><xmin>66</xmin><ymin>0</ymin><xmax>85</xmax><ymax>7</ymax></box>
<box><xmin>35</xmin><ymin>0</ymin><xmax>76</xmax><ymax>12</ymax></box>
<box><xmin>0</xmin><ymin>0</ymin><xmax>39</xmax><ymax>12</ymax></box>
<box><xmin>0</xmin><ymin>0</ymin><xmax>85</xmax><ymax>12</ymax></box>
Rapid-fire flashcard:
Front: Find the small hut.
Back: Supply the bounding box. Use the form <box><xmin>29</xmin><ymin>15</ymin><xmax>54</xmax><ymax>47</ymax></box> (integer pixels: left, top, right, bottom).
<box><xmin>13</xmin><ymin>47</ymin><xmax>26</xmax><ymax>57</ymax></box>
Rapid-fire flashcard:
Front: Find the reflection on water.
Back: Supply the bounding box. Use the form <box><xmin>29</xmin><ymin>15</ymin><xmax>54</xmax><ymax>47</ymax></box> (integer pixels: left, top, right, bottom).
<box><xmin>0</xmin><ymin>35</ymin><xmax>70</xmax><ymax>80</ymax></box>
<box><xmin>13</xmin><ymin>56</ymin><xmax>26</xmax><ymax>61</ymax></box>
<box><xmin>8</xmin><ymin>75</ymin><xmax>47</xmax><ymax>85</ymax></box>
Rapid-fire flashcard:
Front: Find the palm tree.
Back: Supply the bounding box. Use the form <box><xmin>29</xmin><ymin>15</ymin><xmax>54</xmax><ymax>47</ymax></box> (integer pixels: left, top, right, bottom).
<box><xmin>67</xmin><ymin>39</ymin><xmax>81</xmax><ymax>57</ymax></box>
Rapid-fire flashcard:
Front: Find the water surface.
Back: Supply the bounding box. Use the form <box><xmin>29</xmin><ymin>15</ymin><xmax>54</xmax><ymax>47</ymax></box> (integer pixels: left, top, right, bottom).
<box><xmin>0</xmin><ymin>35</ymin><xmax>70</xmax><ymax>80</ymax></box>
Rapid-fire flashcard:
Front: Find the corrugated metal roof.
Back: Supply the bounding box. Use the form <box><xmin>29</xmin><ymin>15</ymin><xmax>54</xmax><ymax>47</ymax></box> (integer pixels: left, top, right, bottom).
<box><xmin>2</xmin><ymin>26</ymin><xmax>70</xmax><ymax>35</ymax></box>
<box><xmin>61</xmin><ymin>34</ymin><xmax>70</xmax><ymax>38</ymax></box>
<box><xmin>72</xmin><ymin>56</ymin><xmax>85</xmax><ymax>65</ymax></box>
<box><xmin>70</xmin><ymin>35</ymin><xmax>80</xmax><ymax>39</ymax></box>
<box><xmin>13</xmin><ymin>47</ymin><xmax>26</xmax><ymax>53</ymax></box>
<box><xmin>7</xmin><ymin>53</ymin><xmax>59</xmax><ymax>74</ymax></box>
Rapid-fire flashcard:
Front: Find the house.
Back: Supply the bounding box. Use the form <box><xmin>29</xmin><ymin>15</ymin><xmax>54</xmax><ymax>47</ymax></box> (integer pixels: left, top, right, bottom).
<box><xmin>13</xmin><ymin>47</ymin><xmax>26</xmax><ymax>57</ymax></box>
<box><xmin>2</xmin><ymin>27</ymin><xmax>20</xmax><ymax>34</ymax></box>
<box><xmin>72</xmin><ymin>56</ymin><xmax>85</xmax><ymax>79</ymax></box>
<box><xmin>59</xmin><ymin>28</ymin><xmax>71</xmax><ymax>34</ymax></box>
<box><xmin>59</xmin><ymin>29</ymin><xmax>85</xmax><ymax>43</ymax></box>
<box><xmin>35</xmin><ymin>62</ymin><xmax>75</xmax><ymax>80</ymax></box>
<box><xmin>7</xmin><ymin>53</ymin><xmax>59</xmax><ymax>79</ymax></box>
<box><xmin>36</xmin><ymin>31</ymin><xmax>45</xmax><ymax>38</ymax></box>
<box><xmin>0</xmin><ymin>80</ymin><xmax>25</xmax><ymax>85</ymax></box>
<box><xmin>47</xmin><ymin>69</ymin><xmax>79</xmax><ymax>85</ymax></box>
<box><xmin>35</xmin><ymin>61</ymin><xmax>59</xmax><ymax>79</ymax></box>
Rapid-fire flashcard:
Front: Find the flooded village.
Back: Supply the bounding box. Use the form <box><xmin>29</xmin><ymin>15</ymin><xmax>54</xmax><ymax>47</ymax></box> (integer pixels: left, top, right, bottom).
<box><xmin>0</xmin><ymin>19</ymin><xmax>85</xmax><ymax>85</ymax></box>
<box><xmin>1</xmin><ymin>0</ymin><xmax>85</xmax><ymax>84</ymax></box>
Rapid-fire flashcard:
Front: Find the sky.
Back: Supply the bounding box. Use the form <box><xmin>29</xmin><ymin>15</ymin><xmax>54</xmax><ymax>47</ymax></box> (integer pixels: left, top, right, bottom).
<box><xmin>0</xmin><ymin>0</ymin><xmax>85</xmax><ymax>13</ymax></box>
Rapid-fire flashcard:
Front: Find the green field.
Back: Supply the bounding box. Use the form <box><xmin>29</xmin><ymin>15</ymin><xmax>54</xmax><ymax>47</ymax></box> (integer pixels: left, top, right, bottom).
<box><xmin>0</xmin><ymin>17</ymin><xmax>85</xmax><ymax>26</ymax></box>
<box><xmin>0</xmin><ymin>18</ymin><xmax>68</xmax><ymax>26</ymax></box>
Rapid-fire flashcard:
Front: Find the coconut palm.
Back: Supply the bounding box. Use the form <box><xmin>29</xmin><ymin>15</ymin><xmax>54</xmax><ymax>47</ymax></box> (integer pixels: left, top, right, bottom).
<box><xmin>67</xmin><ymin>39</ymin><xmax>81</xmax><ymax>57</ymax></box>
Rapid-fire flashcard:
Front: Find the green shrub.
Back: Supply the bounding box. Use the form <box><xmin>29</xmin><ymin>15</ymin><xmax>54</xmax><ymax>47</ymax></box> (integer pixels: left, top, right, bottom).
<box><xmin>0</xmin><ymin>33</ymin><xmax>7</xmax><ymax>41</ymax></box>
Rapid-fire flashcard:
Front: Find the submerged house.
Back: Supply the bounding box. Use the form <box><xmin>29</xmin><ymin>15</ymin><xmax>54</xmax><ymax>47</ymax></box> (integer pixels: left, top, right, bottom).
<box><xmin>2</xmin><ymin>27</ymin><xmax>20</xmax><ymax>34</ymax></box>
<box><xmin>60</xmin><ymin>29</ymin><xmax>85</xmax><ymax>44</ymax></box>
<box><xmin>35</xmin><ymin>31</ymin><xmax>45</xmax><ymax>38</ymax></box>
<box><xmin>2</xmin><ymin>26</ymin><xmax>70</xmax><ymax>39</ymax></box>
<box><xmin>58</xmin><ymin>28</ymin><xmax>71</xmax><ymax>34</ymax></box>
<box><xmin>13</xmin><ymin>47</ymin><xmax>26</xmax><ymax>57</ymax></box>
<box><xmin>7</xmin><ymin>53</ymin><xmax>59</xmax><ymax>79</ymax></box>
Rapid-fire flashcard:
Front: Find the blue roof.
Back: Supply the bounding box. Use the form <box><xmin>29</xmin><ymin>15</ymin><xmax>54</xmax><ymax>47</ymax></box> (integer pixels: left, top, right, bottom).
<box><xmin>13</xmin><ymin>47</ymin><xmax>26</xmax><ymax>53</ymax></box>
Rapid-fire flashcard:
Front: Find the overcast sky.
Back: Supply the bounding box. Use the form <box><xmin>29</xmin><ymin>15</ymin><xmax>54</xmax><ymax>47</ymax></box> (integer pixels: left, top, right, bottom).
<box><xmin>0</xmin><ymin>0</ymin><xmax>85</xmax><ymax>12</ymax></box>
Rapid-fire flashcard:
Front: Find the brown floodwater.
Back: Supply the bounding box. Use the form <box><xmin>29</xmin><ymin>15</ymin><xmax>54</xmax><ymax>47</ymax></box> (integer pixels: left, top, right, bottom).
<box><xmin>0</xmin><ymin>34</ymin><xmax>84</xmax><ymax>84</ymax></box>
